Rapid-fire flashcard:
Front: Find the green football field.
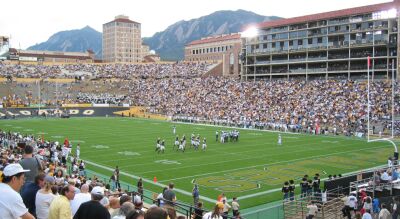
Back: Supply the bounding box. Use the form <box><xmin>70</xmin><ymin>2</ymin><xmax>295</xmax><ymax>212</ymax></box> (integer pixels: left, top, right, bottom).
<box><xmin>0</xmin><ymin>117</ymin><xmax>396</xmax><ymax>209</ymax></box>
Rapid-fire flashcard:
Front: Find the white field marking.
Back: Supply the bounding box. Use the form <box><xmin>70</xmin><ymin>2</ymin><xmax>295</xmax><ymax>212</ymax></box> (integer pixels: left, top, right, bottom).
<box><xmin>70</xmin><ymin>140</ymin><xmax>86</xmax><ymax>143</ymax></box>
<box><xmin>248</xmin><ymin>133</ymin><xmax>262</xmax><ymax>136</ymax></box>
<box><xmin>88</xmin><ymin>137</ymin><xmax>312</xmax><ymax>160</ymax></box>
<box><xmin>233</xmin><ymin>164</ymin><xmax>387</xmax><ymax>203</ymax></box>
<box><xmin>91</xmin><ymin>145</ymin><xmax>110</xmax><ymax>149</ymax></box>
<box><xmin>37</xmin><ymin>132</ymin><xmax>48</xmax><ymax>135</ymax></box>
<box><xmin>154</xmin><ymin>160</ymin><xmax>181</xmax><ymax>165</ymax></box>
<box><xmin>24</xmin><ymin>129</ymin><xmax>34</xmax><ymax>132</ymax></box>
<box><xmin>117</xmin><ymin>140</ymin><xmax>322</xmax><ymax>168</ymax></box>
<box><xmin>151</xmin><ymin>123</ymin><xmax>161</xmax><ymax>125</ymax></box>
<box><xmin>117</xmin><ymin>151</ymin><xmax>141</xmax><ymax>156</ymax></box>
<box><xmin>14</xmin><ymin>126</ymin><xmax>22</xmax><ymax>129</ymax></box>
<box><xmin>158</xmin><ymin>144</ymin><xmax>389</xmax><ymax>183</ymax></box>
<box><xmin>84</xmin><ymin>160</ymin><xmax>216</xmax><ymax>203</ymax></box>
<box><xmin>51</xmin><ymin>135</ymin><xmax>64</xmax><ymax>138</ymax></box>
<box><xmin>285</xmin><ymin>136</ymin><xmax>299</xmax><ymax>139</ymax></box>
<box><xmin>322</xmin><ymin>140</ymin><xmax>339</xmax><ymax>143</ymax></box>
<box><xmin>3</xmin><ymin>124</ymin><xmax>12</xmax><ymax>126</ymax></box>
<box><xmin>119</xmin><ymin>138</ymin><xmax>368</xmax><ymax>171</ymax></box>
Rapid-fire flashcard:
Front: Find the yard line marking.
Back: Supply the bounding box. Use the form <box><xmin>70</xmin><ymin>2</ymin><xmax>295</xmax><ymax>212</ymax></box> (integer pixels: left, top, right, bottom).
<box><xmin>121</xmin><ymin>139</ymin><xmax>375</xmax><ymax>172</ymax></box>
<box><xmin>158</xmin><ymin>145</ymin><xmax>389</xmax><ymax>182</ymax></box>
<box><xmin>84</xmin><ymin>160</ymin><xmax>216</xmax><ymax>203</ymax></box>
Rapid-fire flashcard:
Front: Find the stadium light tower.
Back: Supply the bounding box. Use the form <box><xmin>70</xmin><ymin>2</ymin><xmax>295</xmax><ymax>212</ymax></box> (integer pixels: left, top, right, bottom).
<box><xmin>242</xmin><ymin>26</ymin><xmax>259</xmax><ymax>38</ymax></box>
<box><xmin>367</xmin><ymin>57</ymin><xmax>398</xmax><ymax>159</ymax></box>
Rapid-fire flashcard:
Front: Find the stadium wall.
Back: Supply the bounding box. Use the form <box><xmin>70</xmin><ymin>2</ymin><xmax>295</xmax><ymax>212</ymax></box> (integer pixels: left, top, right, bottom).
<box><xmin>0</xmin><ymin>107</ymin><xmax>130</xmax><ymax>118</ymax></box>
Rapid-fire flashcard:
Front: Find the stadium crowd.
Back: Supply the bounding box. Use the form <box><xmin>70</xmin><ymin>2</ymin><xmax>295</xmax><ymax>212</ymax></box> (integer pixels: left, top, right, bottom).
<box><xmin>0</xmin><ymin>62</ymin><xmax>211</xmax><ymax>79</ymax></box>
<box><xmin>0</xmin><ymin>129</ymin><xmax>244</xmax><ymax>219</ymax></box>
<box><xmin>1</xmin><ymin>62</ymin><xmax>399</xmax><ymax>138</ymax></box>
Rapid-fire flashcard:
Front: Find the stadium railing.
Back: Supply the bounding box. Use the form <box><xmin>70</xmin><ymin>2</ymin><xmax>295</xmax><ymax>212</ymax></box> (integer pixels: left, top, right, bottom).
<box><xmin>82</xmin><ymin>169</ymin><xmax>245</xmax><ymax>219</ymax></box>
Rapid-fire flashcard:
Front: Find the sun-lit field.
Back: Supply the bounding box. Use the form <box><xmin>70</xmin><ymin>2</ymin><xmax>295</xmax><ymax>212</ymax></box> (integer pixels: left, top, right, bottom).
<box><xmin>0</xmin><ymin>117</ymin><xmax>395</xmax><ymax>209</ymax></box>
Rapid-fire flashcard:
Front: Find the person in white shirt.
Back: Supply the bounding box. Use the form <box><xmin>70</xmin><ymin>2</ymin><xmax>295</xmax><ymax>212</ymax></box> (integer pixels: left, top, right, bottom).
<box><xmin>362</xmin><ymin>209</ymin><xmax>372</xmax><ymax>219</ymax></box>
<box><xmin>70</xmin><ymin>184</ymin><xmax>91</xmax><ymax>216</ymax></box>
<box><xmin>0</xmin><ymin>163</ymin><xmax>34</xmax><ymax>219</ymax></box>
<box><xmin>381</xmin><ymin>170</ymin><xmax>391</xmax><ymax>183</ymax></box>
<box><xmin>35</xmin><ymin>175</ymin><xmax>56</xmax><ymax>219</ymax></box>
<box><xmin>348</xmin><ymin>192</ymin><xmax>357</xmax><ymax>212</ymax></box>
<box><xmin>203</xmin><ymin>202</ymin><xmax>224</xmax><ymax>219</ymax></box>
<box><xmin>76</xmin><ymin>144</ymin><xmax>81</xmax><ymax>159</ymax></box>
<box><xmin>231</xmin><ymin>197</ymin><xmax>240</xmax><ymax>217</ymax></box>
<box><xmin>306</xmin><ymin>201</ymin><xmax>318</xmax><ymax>219</ymax></box>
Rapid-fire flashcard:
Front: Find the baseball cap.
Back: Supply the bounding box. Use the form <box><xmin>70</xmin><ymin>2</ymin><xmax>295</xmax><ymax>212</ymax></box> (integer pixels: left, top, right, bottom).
<box><xmin>3</xmin><ymin>164</ymin><xmax>30</xmax><ymax>177</ymax></box>
<box><xmin>91</xmin><ymin>186</ymin><xmax>104</xmax><ymax>195</ymax></box>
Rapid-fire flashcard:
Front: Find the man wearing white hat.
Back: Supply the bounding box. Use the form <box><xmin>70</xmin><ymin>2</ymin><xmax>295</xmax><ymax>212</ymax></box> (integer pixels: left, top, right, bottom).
<box><xmin>73</xmin><ymin>186</ymin><xmax>110</xmax><ymax>219</ymax></box>
<box><xmin>0</xmin><ymin>163</ymin><xmax>35</xmax><ymax>219</ymax></box>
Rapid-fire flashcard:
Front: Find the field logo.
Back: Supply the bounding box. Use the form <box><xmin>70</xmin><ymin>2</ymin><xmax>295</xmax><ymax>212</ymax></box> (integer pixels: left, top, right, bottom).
<box><xmin>91</xmin><ymin>145</ymin><xmax>110</xmax><ymax>149</ymax></box>
<box><xmin>117</xmin><ymin>151</ymin><xmax>141</xmax><ymax>156</ymax></box>
<box><xmin>154</xmin><ymin>160</ymin><xmax>181</xmax><ymax>165</ymax></box>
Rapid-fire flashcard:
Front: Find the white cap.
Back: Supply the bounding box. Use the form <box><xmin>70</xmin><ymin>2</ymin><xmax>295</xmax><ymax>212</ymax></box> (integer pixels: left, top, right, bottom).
<box><xmin>91</xmin><ymin>186</ymin><xmax>104</xmax><ymax>195</ymax></box>
<box><xmin>3</xmin><ymin>163</ymin><xmax>30</xmax><ymax>176</ymax></box>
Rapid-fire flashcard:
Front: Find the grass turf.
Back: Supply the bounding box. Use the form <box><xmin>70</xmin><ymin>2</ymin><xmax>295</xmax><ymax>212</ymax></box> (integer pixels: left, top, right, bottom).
<box><xmin>0</xmin><ymin>117</ymin><xmax>395</xmax><ymax>210</ymax></box>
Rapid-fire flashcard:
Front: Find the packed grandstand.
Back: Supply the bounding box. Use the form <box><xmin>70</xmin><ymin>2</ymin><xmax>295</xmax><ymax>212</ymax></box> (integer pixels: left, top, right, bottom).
<box><xmin>1</xmin><ymin>62</ymin><xmax>399</xmax><ymax>137</ymax></box>
<box><xmin>0</xmin><ymin>61</ymin><xmax>399</xmax><ymax>219</ymax></box>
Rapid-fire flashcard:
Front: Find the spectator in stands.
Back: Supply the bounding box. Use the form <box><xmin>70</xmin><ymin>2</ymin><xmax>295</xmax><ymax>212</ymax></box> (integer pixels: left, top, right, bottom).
<box><xmin>112</xmin><ymin>202</ymin><xmax>135</xmax><ymax>219</ymax></box>
<box><xmin>156</xmin><ymin>187</ymin><xmax>167</xmax><ymax>207</ymax></box>
<box><xmin>231</xmin><ymin>197</ymin><xmax>239</xmax><ymax>217</ymax></box>
<box><xmin>0</xmin><ymin>163</ymin><xmax>34</xmax><ymax>219</ymax></box>
<box><xmin>71</xmin><ymin>184</ymin><xmax>91</xmax><ymax>216</ymax></box>
<box><xmin>144</xmin><ymin>206</ymin><xmax>168</xmax><ymax>219</ymax></box>
<box><xmin>19</xmin><ymin>145</ymin><xmax>43</xmax><ymax>183</ymax></box>
<box><xmin>74</xmin><ymin>186</ymin><xmax>110</xmax><ymax>219</ymax></box>
<box><xmin>126</xmin><ymin>209</ymin><xmax>144</xmax><ymax>219</ymax></box>
<box><xmin>379</xmin><ymin>204</ymin><xmax>391</xmax><ymax>219</ymax></box>
<box><xmin>35</xmin><ymin>174</ymin><xmax>56</xmax><ymax>219</ymax></box>
<box><xmin>202</xmin><ymin>202</ymin><xmax>224</xmax><ymax>219</ymax></box>
<box><xmin>163</xmin><ymin>182</ymin><xmax>176</xmax><ymax>207</ymax></box>
<box><xmin>392</xmin><ymin>197</ymin><xmax>399</xmax><ymax>219</ymax></box>
<box><xmin>21</xmin><ymin>173</ymin><xmax>46</xmax><ymax>217</ymax></box>
<box><xmin>362</xmin><ymin>209</ymin><xmax>372</xmax><ymax>219</ymax></box>
<box><xmin>48</xmin><ymin>185</ymin><xmax>75</xmax><ymax>219</ymax></box>
<box><xmin>306</xmin><ymin>201</ymin><xmax>318</xmax><ymax>219</ymax></box>
<box><xmin>108</xmin><ymin>196</ymin><xmax>120</xmax><ymax>217</ymax></box>
<box><xmin>192</xmin><ymin>202</ymin><xmax>204</xmax><ymax>219</ymax></box>
<box><xmin>222</xmin><ymin>199</ymin><xmax>231</xmax><ymax>219</ymax></box>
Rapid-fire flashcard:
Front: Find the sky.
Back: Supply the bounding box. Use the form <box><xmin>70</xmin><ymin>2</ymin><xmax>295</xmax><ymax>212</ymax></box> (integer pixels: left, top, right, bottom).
<box><xmin>0</xmin><ymin>0</ymin><xmax>392</xmax><ymax>49</ymax></box>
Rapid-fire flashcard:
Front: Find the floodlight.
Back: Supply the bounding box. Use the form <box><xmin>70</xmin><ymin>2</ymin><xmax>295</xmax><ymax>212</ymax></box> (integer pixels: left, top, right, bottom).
<box><xmin>242</xmin><ymin>26</ymin><xmax>259</xmax><ymax>38</ymax></box>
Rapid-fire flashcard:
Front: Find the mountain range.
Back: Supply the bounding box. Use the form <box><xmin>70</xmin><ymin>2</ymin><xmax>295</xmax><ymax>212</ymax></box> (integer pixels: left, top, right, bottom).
<box><xmin>28</xmin><ymin>26</ymin><xmax>102</xmax><ymax>58</ymax></box>
<box><xmin>28</xmin><ymin>10</ymin><xmax>281</xmax><ymax>60</ymax></box>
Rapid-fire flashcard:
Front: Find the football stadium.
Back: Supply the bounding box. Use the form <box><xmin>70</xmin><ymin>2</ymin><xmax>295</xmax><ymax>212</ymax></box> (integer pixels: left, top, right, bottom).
<box><xmin>0</xmin><ymin>1</ymin><xmax>400</xmax><ymax>219</ymax></box>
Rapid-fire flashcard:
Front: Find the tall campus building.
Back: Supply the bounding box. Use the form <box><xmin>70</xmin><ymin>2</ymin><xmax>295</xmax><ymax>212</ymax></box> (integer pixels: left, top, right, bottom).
<box><xmin>102</xmin><ymin>15</ymin><xmax>142</xmax><ymax>63</ymax></box>
<box><xmin>242</xmin><ymin>1</ymin><xmax>400</xmax><ymax>81</ymax></box>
